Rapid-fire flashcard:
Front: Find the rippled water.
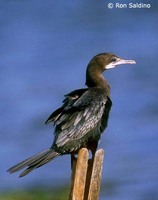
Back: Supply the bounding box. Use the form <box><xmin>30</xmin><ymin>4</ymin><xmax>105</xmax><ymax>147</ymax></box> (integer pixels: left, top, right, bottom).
<box><xmin>1</xmin><ymin>1</ymin><xmax>158</xmax><ymax>199</ymax></box>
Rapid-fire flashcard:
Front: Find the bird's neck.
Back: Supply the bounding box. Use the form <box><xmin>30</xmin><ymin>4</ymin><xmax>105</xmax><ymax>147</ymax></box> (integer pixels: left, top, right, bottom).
<box><xmin>86</xmin><ymin>70</ymin><xmax>110</xmax><ymax>96</ymax></box>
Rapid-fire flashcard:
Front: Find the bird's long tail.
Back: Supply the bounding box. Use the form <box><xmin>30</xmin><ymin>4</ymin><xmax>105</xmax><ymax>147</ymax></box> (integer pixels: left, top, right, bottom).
<box><xmin>7</xmin><ymin>149</ymin><xmax>60</xmax><ymax>177</ymax></box>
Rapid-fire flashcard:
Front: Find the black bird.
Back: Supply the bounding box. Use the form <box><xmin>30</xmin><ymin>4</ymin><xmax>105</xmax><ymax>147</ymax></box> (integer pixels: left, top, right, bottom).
<box><xmin>7</xmin><ymin>53</ymin><xmax>136</xmax><ymax>177</ymax></box>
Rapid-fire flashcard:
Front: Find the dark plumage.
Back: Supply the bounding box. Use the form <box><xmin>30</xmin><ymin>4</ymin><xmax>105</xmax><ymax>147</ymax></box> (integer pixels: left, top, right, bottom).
<box><xmin>7</xmin><ymin>53</ymin><xmax>135</xmax><ymax>177</ymax></box>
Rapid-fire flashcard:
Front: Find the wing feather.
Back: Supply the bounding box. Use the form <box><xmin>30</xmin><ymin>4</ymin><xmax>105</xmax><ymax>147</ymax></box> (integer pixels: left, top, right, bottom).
<box><xmin>55</xmin><ymin>96</ymin><xmax>107</xmax><ymax>147</ymax></box>
<box><xmin>46</xmin><ymin>87</ymin><xmax>111</xmax><ymax>149</ymax></box>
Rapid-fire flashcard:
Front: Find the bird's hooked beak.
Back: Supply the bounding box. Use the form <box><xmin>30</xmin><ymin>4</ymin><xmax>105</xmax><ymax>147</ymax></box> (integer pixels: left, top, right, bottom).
<box><xmin>106</xmin><ymin>57</ymin><xmax>136</xmax><ymax>69</ymax></box>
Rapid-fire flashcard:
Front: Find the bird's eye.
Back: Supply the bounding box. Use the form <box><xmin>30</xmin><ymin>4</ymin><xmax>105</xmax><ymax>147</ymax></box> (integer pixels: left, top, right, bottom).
<box><xmin>111</xmin><ymin>57</ymin><xmax>117</xmax><ymax>62</ymax></box>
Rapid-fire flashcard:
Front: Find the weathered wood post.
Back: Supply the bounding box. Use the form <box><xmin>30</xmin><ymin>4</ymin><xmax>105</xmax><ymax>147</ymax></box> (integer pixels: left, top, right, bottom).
<box><xmin>69</xmin><ymin>148</ymin><xmax>104</xmax><ymax>200</ymax></box>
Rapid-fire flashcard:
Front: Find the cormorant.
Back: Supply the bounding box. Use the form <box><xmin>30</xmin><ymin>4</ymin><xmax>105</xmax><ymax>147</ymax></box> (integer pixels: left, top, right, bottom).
<box><xmin>7</xmin><ymin>53</ymin><xmax>136</xmax><ymax>177</ymax></box>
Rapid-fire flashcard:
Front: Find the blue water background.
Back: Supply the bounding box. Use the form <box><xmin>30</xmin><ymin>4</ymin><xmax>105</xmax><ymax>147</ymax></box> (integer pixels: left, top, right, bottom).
<box><xmin>1</xmin><ymin>1</ymin><xmax>158</xmax><ymax>199</ymax></box>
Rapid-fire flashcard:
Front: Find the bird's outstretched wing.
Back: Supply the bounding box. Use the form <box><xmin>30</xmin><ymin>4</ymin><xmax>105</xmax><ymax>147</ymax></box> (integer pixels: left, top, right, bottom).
<box><xmin>45</xmin><ymin>88</ymin><xmax>112</xmax><ymax>149</ymax></box>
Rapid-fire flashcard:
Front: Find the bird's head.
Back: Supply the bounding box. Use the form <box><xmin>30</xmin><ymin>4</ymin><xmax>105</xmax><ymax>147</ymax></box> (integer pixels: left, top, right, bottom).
<box><xmin>89</xmin><ymin>53</ymin><xmax>136</xmax><ymax>72</ymax></box>
<box><xmin>86</xmin><ymin>53</ymin><xmax>136</xmax><ymax>87</ymax></box>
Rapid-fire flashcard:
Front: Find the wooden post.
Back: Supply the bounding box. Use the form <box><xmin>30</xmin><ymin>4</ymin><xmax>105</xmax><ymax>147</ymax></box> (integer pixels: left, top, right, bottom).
<box><xmin>69</xmin><ymin>148</ymin><xmax>104</xmax><ymax>200</ymax></box>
